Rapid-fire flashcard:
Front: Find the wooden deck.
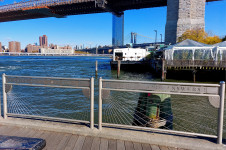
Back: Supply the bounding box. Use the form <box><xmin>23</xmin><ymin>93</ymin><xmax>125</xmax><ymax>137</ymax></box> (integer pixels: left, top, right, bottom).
<box><xmin>0</xmin><ymin>125</ymin><xmax>183</xmax><ymax>150</ymax></box>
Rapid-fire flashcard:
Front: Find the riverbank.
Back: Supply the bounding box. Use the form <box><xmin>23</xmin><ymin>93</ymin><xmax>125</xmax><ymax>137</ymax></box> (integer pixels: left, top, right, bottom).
<box><xmin>0</xmin><ymin>53</ymin><xmax>112</xmax><ymax>57</ymax></box>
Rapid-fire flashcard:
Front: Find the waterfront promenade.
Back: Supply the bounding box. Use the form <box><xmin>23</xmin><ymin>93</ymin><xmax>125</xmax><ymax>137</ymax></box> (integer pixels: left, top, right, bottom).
<box><xmin>0</xmin><ymin>124</ymin><xmax>176</xmax><ymax>150</ymax></box>
<box><xmin>0</xmin><ymin>117</ymin><xmax>224</xmax><ymax>150</ymax></box>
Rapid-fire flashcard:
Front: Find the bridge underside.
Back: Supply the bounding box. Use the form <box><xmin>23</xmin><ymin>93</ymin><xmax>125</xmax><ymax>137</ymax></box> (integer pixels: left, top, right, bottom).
<box><xmin>0</xmin><ymin>1</ymin><xmax>103</xmax><ymax>22</ymax></box>
<box><xmin>0</xmin><ymin>0</ymin><xmax>219</xmax><ymax>22</ymax></box>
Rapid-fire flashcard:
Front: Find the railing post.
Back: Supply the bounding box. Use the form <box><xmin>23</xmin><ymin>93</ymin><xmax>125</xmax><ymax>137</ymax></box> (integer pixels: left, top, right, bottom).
<box><xmin>2</xmin><ymin>73</ymin><xmax>7</xmax><ymax>119</ymax></box>
<box><xmin>217</xmin><ymin>81</ymin><xmax>225</xmax><ymax>144</ymax></box>
<box><xmin>98</xmin><ymin>77</ymin><xmax>102</xmax><ymax>130</ymax></box>
<box><xmin>90</xmin><ymin>77</ymin><xmax>94</xmax><ymax>129</ymax></box>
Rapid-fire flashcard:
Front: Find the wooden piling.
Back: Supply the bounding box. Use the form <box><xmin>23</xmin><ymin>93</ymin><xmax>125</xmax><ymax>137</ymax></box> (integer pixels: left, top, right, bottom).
<box><xmin>161</xmin><ymin>59</ymin><xmax>165</xmax><ymax>81</ymax></box>
<box><xmin>164</xmin><ymin>69</ymin><xmax>167</xmax><ymax>80</ymax></box>
<box><xmin>95</xmin><ymin>61</ymin><xmax>98</xmax><ymax>77</ymax></box>
<box><xmin>117</xmin><ymin>60</ymin><xmax>121</xmax><ymax>78</ymax></box>
<box><xmin>193</xmin><ymin>70</ymin><xmax>197</xmax><ymax>83</ymax></box>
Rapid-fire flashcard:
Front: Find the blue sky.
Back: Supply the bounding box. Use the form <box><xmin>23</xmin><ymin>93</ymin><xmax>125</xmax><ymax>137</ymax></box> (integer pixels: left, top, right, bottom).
<box><xmin>0</xmin><ymin>0</ymin><xmax>225</xmax><ymax>49</ymax></box>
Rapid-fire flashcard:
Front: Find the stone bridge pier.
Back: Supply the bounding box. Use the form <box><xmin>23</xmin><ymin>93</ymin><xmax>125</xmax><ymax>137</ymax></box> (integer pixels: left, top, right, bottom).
<box><xmin>165</xmin><ymin>0</ymin><xmax>206</xmax><ymax>44</ymax></box>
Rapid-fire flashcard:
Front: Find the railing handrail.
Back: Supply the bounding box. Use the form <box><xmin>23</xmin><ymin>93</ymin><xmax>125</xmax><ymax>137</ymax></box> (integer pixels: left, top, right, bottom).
<box><xmin>5</xmin><ymin>74</ymin><xmax>90</xmax><ymax>81</ymax></box>
<box><xmin>102</xmin><ymin>79</ymin><xmax>220</xmax><ymax>87</ymax></box>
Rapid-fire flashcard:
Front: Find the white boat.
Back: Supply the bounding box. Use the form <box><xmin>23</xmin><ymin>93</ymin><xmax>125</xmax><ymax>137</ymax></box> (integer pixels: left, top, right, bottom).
<box><xmin>112</xmin><ymin>47</ymin><xmax>150</xmax><ymax>61</ymax></box>
<box><xmin>111</xmin><ymin>48</ymin><xmax>150</xmax><ymax>71</ymax></box>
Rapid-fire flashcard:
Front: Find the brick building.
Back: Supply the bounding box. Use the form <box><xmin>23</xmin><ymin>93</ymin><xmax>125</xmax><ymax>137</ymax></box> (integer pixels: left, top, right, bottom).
<box><xmin>26</xmin><ymin>44</ymin><xmax>41</xmax><ymax>53</ymax></box>
<box><xmin>9</xmin><ymin>41</ymin><xmax>21</xmax><ymax>53</ymax></box>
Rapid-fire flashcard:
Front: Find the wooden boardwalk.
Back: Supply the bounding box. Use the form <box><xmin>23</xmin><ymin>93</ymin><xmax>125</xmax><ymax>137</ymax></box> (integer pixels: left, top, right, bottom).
<box><xmin>0</xmin><ymin>125</ymin><xmax>183</xmax><ymax>150</ymax></box>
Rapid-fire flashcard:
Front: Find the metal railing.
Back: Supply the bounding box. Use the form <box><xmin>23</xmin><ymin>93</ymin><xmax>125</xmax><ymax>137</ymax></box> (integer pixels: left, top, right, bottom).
<box><xmin>98</xmin><ymin>78</ymin><xmax>225</xmax><ymax>144</ymax></box>
<box><xmin>2</xmin><ymin>74</ymin><xmax>95</xmax><ymax>129</ymax></box>
<box><xmin>1</xmin><ymin>74</ymin><xmax>225</xmax><ymax>144</ymax></box>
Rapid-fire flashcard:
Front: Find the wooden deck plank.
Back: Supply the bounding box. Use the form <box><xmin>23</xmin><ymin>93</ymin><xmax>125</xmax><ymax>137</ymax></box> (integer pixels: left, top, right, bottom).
<box><xmin>82</xmin><ymin>136</ymin><xmax>94</xmax><ymax>150</ymax></box>
<box><xmin>117</xmin><ymin>140</ymin><xmax>125</xmax><ymax>150</ymax></box>
<box><xmin>42</xmin><ymin>132</ymin><xmax>58</xmax><ymax>150</ymax></box>
<box><xmin>168</xmin><ymin>147</ymin><xmax>178</xmax><ymax>150</ymax></box>
<box><xmin>30</xmin><ymin>130</ymin><xmax>44</xmax><ymax>138</ymax></box>
<box><xmin>151</xmin><ymin>145</ymin><xmax>161</xmax><ymax>150</ymax></box>
<box><xmin>91</xmin><ymin>137</ymin><xmax>101</xmax><ymax>150</ymax></box>
<box><xmin>142</xmin><ymin>143</ymin><xmax>151</xmax><ymax>150</ymax></box>
<box><xmin>10</xmin><ymin>127</ymin><xmax>29</xmax><ymax>137</ymax></box>
<box><xmin>133</xmin><ymin>142</ymin><xmax>142</xmax><ymax>150</ymax></box>
<box><xmin>0</xmin><ymin>126</ymin><xmax>11</xmax><ymax>134</ymax></box>
<box><xmin>14</xmin><ymin>128</ymin><xmax>34</xmax><ymax>137</ymax></box>
<box><xmin>56</xmin><ymin>133</ymin><xmax>72</xmax><ymax>150</ymax></box>
<box><xmin>0</xmin><ymin>126</ymin><xmax>19</xmax><ymax>135</ymax></box>
<box><xmin>0</xmin><ymin>125</ymin><xmax>180</xmax><ymax>150</ymax></box>
<box><xmin>65</xmin><ymin>135</ymin><xmax>79</xmax><ymax>150</ymax></box>
<box><xmin>108</xmin><ymin>139</ymin><xmax>117</xmax><ymax>150</ymax></box>
<box><xmin>24</xmin><ymin>129</ymin><xmax>38</xmax><ymax>137</ymax></box>
<box><xmin>100</xmin><ymin>138</ymin><xmax>108</xmax><ymax>150</ymax></box>
<box><xmin>48</xmin><ymin>132</ymin><xmax>66</xmax><ymax>150</ymax></box>
<box><xmin>124</xmin><ymin>141</ymin><xmax>134</xmax><ymax>150</ymax></box>
<box><xmin>73</xmin><ymin>135</ymin><xmax>86</xmax><ymax>150</ymax></box>
<box><xmin>159</xmin><ymin>146</ymin><xmax>169</xmax><ymax>150</ymax></box>
<box><xmin>39</xmin><ymin>131</ymin><xmax>54</xmax><ymax>150</ymax></box>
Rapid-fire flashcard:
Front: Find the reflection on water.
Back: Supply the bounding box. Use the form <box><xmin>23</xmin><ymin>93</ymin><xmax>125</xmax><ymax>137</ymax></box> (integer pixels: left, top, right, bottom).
<box><xmin>0</xmin><ymin>56</ymin><xmax>225</xmax><ymax>138</ymax></box>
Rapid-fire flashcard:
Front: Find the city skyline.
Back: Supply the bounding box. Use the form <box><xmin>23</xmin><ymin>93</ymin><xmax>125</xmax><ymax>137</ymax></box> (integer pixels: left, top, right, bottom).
<box><xmin>0</xmin><ymin>1</ymin><xmax>225</xmax><ymax>48</ymax></box>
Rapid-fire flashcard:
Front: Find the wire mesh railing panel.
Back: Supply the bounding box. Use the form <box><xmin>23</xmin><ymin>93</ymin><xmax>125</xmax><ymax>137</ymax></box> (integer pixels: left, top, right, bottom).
<box><xmin>6</xmin><ymin>85</ymin><xmax>91</xmax><ymax>121</ymax></box>
<box><xmin>170</xmin><ymin>95</ymin><xmax>218</xmax><ymax>136</ymax></box>
<box><xmin>102</xmin><ymin>90</ymin><xmax>219</xmax><ymax>136</ymax></box>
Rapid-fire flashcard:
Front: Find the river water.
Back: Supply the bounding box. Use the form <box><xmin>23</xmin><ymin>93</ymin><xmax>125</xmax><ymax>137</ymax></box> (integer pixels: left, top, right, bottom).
<box><xmin>0</xmin><ymin>56</ymin><xmax>225</xmax><ymax>139</ymax></box>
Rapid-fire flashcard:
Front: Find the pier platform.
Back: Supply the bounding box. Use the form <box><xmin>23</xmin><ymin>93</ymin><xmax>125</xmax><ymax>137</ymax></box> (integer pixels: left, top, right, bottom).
<box><xmin>0</xmin><ymin>122</ymin><xmax>175</xmax><ymax>150</ymax></box>
<box><xmin>0</xmin><ymin>117</ymin><xmax>225</xmax><ymax>150</ymax></box>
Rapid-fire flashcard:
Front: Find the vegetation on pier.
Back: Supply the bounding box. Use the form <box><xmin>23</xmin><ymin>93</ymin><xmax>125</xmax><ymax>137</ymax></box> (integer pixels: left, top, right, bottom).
<box><xmin>178</xmin><ymin>29</ymin><xmax>222</xmax><ymax>45</ymax></box>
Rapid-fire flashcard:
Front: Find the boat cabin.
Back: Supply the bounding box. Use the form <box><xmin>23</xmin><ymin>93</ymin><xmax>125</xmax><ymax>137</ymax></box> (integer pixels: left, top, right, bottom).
<box><xmin>113</xmin><ymin>48</ymin><xmax>150</xmax><ymax>61</ymax></box>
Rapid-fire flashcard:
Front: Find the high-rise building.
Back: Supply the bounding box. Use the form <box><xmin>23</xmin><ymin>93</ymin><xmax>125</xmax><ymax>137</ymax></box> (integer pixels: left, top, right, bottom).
<box><xmin>43</xmin><ymin>35</ymin><xmax>48</xmax><ymax>47</ymax></box>
<box><xmin>39</xmin><ymin>35</ymin><xmax>48</xmax><ymax>47</ymax></box>
<box><xmin>9</xmin><ymin>41</ymin><xmax>21</xmax><ymax>53</ymax></box>
<box><xmin>0</xmin><ymin>42</ymin><xmax>2</xmax><ymax>52</ymax></box>
<box><xmin>39</xmin><ymin>36</ymin><xmax>43</xmax><ymax>46</ymax></box>
<box><xmin>112</xmin><ymin>14</ymin><xmax>124</xmax><ymax>47</ymax></box>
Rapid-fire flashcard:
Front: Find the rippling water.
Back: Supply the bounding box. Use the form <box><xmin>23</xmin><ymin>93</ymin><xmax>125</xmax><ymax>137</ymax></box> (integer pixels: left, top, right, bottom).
<box><xmin>0</xmin><ymin>56</ymin><xmax>225</xmax><ymax>139</ymax></box>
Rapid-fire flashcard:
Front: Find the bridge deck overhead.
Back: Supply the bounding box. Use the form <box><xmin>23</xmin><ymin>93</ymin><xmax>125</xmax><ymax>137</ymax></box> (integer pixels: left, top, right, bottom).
<box><xmin>0</xmin><ymin>0</ymin><xmax>221</xmax><ymax>22</ymax></box>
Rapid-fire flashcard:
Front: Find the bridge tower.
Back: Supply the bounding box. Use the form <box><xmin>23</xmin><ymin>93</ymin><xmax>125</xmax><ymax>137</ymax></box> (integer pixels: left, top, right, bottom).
<box><xmin>165</xmin><ymin>0</ymin><xmax>205</xmax><ymax>44</ymax></box>
<box><xmin>112</xmin><ymin>14</ymin><xmax>124</xmax><ymax>47</ymax></box>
